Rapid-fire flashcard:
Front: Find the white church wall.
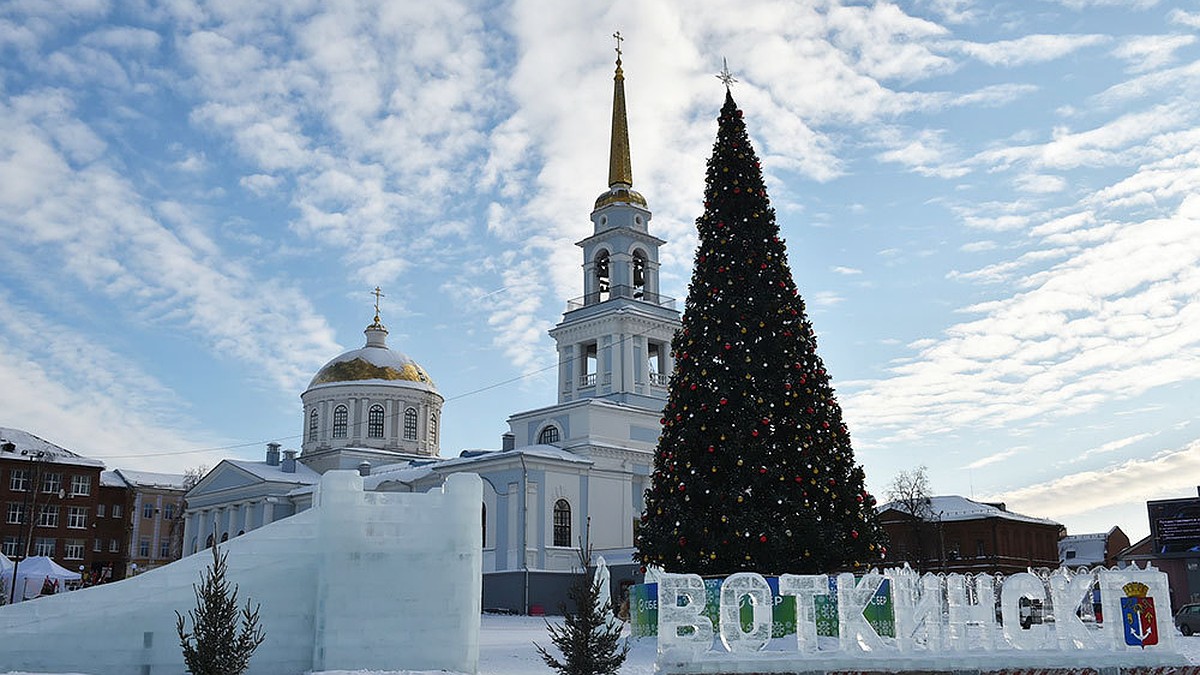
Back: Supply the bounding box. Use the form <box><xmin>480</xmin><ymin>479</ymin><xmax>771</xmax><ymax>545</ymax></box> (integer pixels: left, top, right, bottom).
<box><xmin>0</xmin><ymin>470</ymin><xmax>483</xmax><ymax>675</ymax></box>
<box><xmin>588</xmin><ymin>473</ymin><xmax>632</xmax><ymax>550</ymax></box>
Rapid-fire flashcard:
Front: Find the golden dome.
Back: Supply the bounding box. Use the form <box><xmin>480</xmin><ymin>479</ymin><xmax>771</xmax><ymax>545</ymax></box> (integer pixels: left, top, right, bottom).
<box><xmin>594</xmin><ymin>186</ymin><xmax>647</xmax><ymax>209</ymax></box>
<box><xmin>306</xmin><ymin>320</ymin><xmax>437</xmax><ymax>391</ymax></box>
<box><xmin>309</xmin><ymin>352</ymin><xmax>434</xmax><ymax>387</ymax></box>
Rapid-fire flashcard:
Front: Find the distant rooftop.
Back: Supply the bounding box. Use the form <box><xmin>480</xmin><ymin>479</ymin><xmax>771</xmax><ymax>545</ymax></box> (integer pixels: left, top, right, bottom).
<box><xmin>878</xmin><ymin>494</ymin><xmax>1061</xmax><ymax>527</ymax></box>
<box><xmin>0</xmin><ymin>427</ymin><xmax>105</xmax><ymax>469</ymax></box>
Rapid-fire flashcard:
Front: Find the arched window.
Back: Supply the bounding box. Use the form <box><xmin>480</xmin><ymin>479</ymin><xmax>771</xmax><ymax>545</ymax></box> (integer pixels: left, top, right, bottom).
<box><xmin>482</xmin><ymin>503</ymin><xmax>487</xmax><ymax>548</ymax></box>
<box><xmin>368</xmin><ymin>404</ymin><xmax>385</xmax><ymax>438</ymax></box>
<box><xmin>594</xmin><ymin>250</ymin><xmax>610</xmax><ymax>302</ymax></box>
<box><xmin>428</xmin><ymin>413</ymin><xmax>438</xmax><ymax>445</ymax></box>
<box><xmin>632</xmin><ymin>249</ymin><xmax>646</xmax><ymax>299</ymax></box>
<box><xmin>308</xmin><ymin>409</ymin><xmax>318</xmax><ymax>441</ymax></box>
<box><xmin>553</xmin><ymin>499</ymin><xmax>571</xmax><ymax>547</ymax></box>
<box><xmin>332</xmin><ymin>405</ymin><xmax>348</xmax><ymax>438</ymax></box>
<box><xmin>403</xmin><ymin>407</ymin><xmax>418</xmax><ymax>440</ymax></box>
<box><xmin>205</xmin><ymin>534</ymin><xmax>214</xmax><ymax>549</ymax></box>
<box><xmin>537</xmin><ymin>425</ymin><xmax>560</xmax><ymax>445</ymax></box>
<box><xmin>220</xmin><ymin>532</ymin><xmax>229</xmax><ymax>543</ymax></box>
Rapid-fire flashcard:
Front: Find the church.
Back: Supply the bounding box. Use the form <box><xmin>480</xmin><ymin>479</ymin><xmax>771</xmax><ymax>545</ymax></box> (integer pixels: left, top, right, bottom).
<box><xmin>182</xmin><ymin>49</ymin><xmax>679</xmax><ymax>613</ymax></box>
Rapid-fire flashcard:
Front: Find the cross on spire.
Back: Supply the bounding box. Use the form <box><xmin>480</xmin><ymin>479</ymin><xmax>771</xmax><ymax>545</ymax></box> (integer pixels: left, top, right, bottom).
<box><xmin>372</xmin><ymin>286</ymin><xmax>385</xmax><ymax>323</ymax></box>
<box><xmin>613</xmin><ymin>31</ymin><xmax>624</xmax><ymax>61</ymax></box>
<box><xmin>716</xmin><ymin>57</ymin><xmax>738</xmax><ymax>89</ymax></box>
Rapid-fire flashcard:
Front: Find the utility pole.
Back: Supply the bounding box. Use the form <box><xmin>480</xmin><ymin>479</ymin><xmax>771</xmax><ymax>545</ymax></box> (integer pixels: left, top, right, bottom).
<box><xmin>9</xmin><ymin>448</ymin><xmax>47</xmax><ymax>603</ymax></box>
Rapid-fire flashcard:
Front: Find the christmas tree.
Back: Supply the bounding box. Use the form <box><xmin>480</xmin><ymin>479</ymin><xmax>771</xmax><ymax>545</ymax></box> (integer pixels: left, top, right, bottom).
<box><xmin>175</xmin><ymin>544</ymin><xmax>266</xmax><ymax>675</ymax></box>
<box><xmin>635</xmin><ymin>86</ymin><xmax>886</xmax><ymax>576</ymax></box>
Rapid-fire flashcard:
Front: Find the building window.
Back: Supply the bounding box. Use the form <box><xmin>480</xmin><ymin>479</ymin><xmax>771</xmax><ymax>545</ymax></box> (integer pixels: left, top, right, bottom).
<box><xmin>109</xmin><ymin>539</ymin><xmax>120</xmax><ymax>553</ymax></box>
<box><xmin>93</xmin><ymin>538</ymin><xmax>102</xmax><ymax>553</ymax></box>
<box><xmin>429</xmin><ymin>413</ymin><xmax>438</xmax><ymax>445</ymax></box>
<box><xmin>70</xmin><ymin>474</ymin><xmax>91</xmax><ymax>496</ymax></box>
<box><xmin>10</xmin><ymin>469</ymin><xmax>29</xmax><ymax>492</ymax></box>
<box><xmin>553</xmin><ymin>499</ymin><xmax>571</xmax><ymax>548</ymax></box>
<box><xmin>37</xmin><ymin>505</ymin><xmax>59</xmax><ymax>528</ymax></box>
<box><xmin>42</xmin><ymin>472</ymin><xmax>62</xmax><ymax>495</ymax></box>
<box><xmin>163</xmin><ymin>503</ymin><xmax>174</xmax><ymax>520</ymax></box>
<box><xmin>34</xmin><ymin>538</ymin><xmax>55</xmax><ymax>557</ymax></box>
<box><xmin>96</xmin><ymin>503</ymin><xmax>105</xmax><ymax>518</ymax></box>
<box><xmin>332</xmin><ymin>405</ymin><xmax>348</xmax><ymax>438</ymax></box>
<box><xmin>138</xmin><ymin>538</ymin><xmax>150</xmax><ymax>557</ymax></box>
<box><xmin>113</xmin><ymin>504</ymin><xmax>122</xmax><ymax>518</ymax></box>
<box><xmin>67</xmin><ymin>506</ymin><xmax>87</xmax><ymax>529</ymax></box>
<box><xmin>7</xmin><ymin>502</ymin><xmax>26</xmax><ymax>525</ymax></box>
<box><xmin>481</xmin><ymin>503</ymin><xmax>487</xmax><ymax>548</ymax></box>
<box><xmin>2</xmin><ymin>536</ymin><xmax>19</xmax><ymax>557</ymax></box>
<box><xmin>64</xmin><ymin>539</ymin><xmax>84</xmax><ymax>560</ymax></box>
<box><xmin>160</xmin><ymin>540</ymin><xmax>171</xmax><ymax>558</ymax></box>
<box><xmin>537</xmin><ymin>426</ymin><xmax>560</xmax><ymax>445</ymax></box>
<box><xmin>308</xmin><ymin>408</ymin><xmax>319</xmax><ymax>441</ymax></box>
<box><xmin>143</xmin><ymin>502</ymin><xmax>155</xmax><ymax>519</ymax></box>
<box><xmin>368</xmin><ymin>404</ymin><xmax>385</xmax><ymax>438</ymax></box>
<box><xmin>403</xmin><ymin>408</ymin><xmax>418</xmax><ymax>440</ymax></box>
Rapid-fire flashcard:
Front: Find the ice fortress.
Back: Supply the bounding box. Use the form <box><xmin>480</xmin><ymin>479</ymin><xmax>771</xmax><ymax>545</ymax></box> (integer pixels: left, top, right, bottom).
<box><xmin>0</xmin><ymin>470</ymin><xmax>483</xmax><ymax>675</ymax></box>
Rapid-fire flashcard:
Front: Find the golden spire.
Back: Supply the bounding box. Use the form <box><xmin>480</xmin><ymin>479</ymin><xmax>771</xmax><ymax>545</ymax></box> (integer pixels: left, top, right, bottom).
<box><xmin>607</xmin><ymin>31</ymin><xmax>633</xmax><ymax>188</ymax></box>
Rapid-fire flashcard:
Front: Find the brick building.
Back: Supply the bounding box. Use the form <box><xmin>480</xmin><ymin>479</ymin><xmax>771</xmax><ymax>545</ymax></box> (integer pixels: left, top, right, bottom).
<box><xmin>91</xmin><ymin>472</ymin><xmax>134</xmax><ymax>583</ymax></box>
<box><xmin>0</xmin><ymin>429</ymin><xmax>106</xmax><ymax>591</ymax></box>
<box><xmin>877</xmin><ymin>494</ymin><xmax>1064</xmax><ymax>575</ymax></box>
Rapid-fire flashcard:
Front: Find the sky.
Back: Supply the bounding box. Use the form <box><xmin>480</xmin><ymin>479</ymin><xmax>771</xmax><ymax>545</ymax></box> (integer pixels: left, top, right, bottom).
<box><xmin>1</xmin><ymin>0</ymin><xmax>1199</xmax><ymax>542</ymax></box>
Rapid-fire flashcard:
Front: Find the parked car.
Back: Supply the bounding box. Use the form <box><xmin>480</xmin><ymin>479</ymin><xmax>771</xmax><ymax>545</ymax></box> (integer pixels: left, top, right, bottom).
<box><xmin>1175</xmin><ymin>603</ymin><xmax>1200</xmax><ymax>636</ymax></box>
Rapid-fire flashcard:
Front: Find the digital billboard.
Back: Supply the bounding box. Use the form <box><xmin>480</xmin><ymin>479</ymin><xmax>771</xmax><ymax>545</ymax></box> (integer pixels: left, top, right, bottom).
<box><xmin>1148</xmin><ymin>497</ymin><xmax>1200</xmax><ymax>557</ymax></box>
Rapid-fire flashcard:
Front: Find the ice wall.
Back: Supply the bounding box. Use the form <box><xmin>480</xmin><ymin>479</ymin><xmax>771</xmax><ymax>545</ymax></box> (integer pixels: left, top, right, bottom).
<box><xmin>0</xmin><ymin>470</ymin><xmax>483</xmax><ymax>675</ymax></box>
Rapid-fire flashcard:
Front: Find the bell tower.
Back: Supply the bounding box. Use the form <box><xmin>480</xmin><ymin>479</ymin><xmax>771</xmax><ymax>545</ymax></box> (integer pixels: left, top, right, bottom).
<box><xmin>548</xmin><ymin>42</ymin><xmax>681</xmax><ymax>409</ymax></box>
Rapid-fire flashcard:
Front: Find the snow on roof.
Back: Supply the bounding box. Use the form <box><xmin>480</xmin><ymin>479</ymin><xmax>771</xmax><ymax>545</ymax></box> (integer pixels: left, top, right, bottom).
<box><xmin>100</xmin><ymin>470</ymin><xmax>127</xmax><ymax>487</ymax></box>
<box><xmin>226</xmin><ymin>459</ymin><xmax>321</xmax><ymax>484</ymax></box>
<box><xmin>362</xmin><ymin>445</ymin><xmax>591</xmax><ymax>490</ymax></box>
<box><xmin>0</xmin><ymin>427</ymin><xmax>105</xmax><ymax>469</ymax></box>
<box><xmin>878</xmin><ymin>494</ymin><xmax>1061</xmax><ymax>527</ymax></box>
<box><xmin>114</xmin><ymin>468</ymin><xmax>187</xmax><ymax>490</ymax></box>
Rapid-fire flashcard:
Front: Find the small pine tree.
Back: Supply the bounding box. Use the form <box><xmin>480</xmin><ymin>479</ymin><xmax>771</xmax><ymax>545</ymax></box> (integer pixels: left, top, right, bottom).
<box><xmin>535</xmin><ymin>552</ymin><xmax>629</xmax><ymax>675</ymax></box>
<box><xmin>635</xmin><ymin>86</ymin><xmax>887</xmax><ymax>576</ymax></box>
<box><xmin>175</xmin><ymin>544</ymin><xmax>266</xmax><ymax>675</ymax></box>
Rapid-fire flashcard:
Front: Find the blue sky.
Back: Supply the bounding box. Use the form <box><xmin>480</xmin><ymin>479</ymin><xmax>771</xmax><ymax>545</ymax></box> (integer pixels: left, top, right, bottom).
<box><xmin>2</xmin><ymin>0</ymin><xmax>1199</xmax><ymax>542</ymax></box>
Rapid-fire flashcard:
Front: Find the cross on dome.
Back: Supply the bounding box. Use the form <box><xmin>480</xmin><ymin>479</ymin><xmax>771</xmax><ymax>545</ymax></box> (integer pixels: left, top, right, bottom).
<box><xmin>372</xmin><ymin>286</ymin><xmax>385</xmax><ymax>325</ymax></box>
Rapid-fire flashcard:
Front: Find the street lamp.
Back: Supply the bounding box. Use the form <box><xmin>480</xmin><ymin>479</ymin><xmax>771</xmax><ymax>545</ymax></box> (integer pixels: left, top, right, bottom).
<box><xmin>9</xmin><ymin>448</ymin><xmax>47</xmax><ymax>603</ymax></box>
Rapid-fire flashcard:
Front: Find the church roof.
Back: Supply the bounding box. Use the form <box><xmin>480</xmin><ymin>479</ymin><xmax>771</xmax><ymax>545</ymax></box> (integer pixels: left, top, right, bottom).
<box><xmin>225</xmin><ymin>458</ymin><xmax>321</xmax><ymax>484</ymax></box>
<box><xmin>307</xmin><ymin>316</ymin><xmax>437</xmax><ymax>392</ymax></box>
<box><xmin>362</xmin><ymin>445</ymin><xmax>591</xmax><ymax>491</ymax></box>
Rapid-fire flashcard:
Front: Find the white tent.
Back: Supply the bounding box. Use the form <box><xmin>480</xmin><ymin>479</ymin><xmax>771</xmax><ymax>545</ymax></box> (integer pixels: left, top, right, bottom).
<box><xmin>4</xmin><ymin>556</ymin><xmax>81</xmax><ymax>602</ymax></box>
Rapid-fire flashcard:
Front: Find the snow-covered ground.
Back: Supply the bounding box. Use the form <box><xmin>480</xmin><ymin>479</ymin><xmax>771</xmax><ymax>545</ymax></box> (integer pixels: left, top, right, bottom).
<box><xmin>6</xmin><ymin>614</ymin><xmax>1200</xmax><ymax>675</ymax></box>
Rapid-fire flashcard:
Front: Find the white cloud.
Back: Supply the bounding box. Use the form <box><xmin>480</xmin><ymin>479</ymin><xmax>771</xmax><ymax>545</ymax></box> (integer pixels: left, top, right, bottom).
<box><xmin>1114</xmin><ymin>34</ymin><xmax>1196</xmax><ymax>73</ymax></box>
<box><xmin>846</xmin><ymin>204</ymin><xmax>1200</xmax><ymax>444</ymax></box>
<box><xmin>832</xmin><ymin>266</ymin><xmax>863</xmax><ymax>275</ymax></box>
<box><xmin>950</xmin><ymin>34</ymin><xmax>1108</xmax><ymax>67</ymax></box>
<box><xmin>0</xmin><ymin>89</ymin><xmax>342</xmax><ymax>396</ymax></box>
<box><xmin>991</xmin><ymin>437</ymin><xmax>1200</xmax><ymax>525</ymax></box>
